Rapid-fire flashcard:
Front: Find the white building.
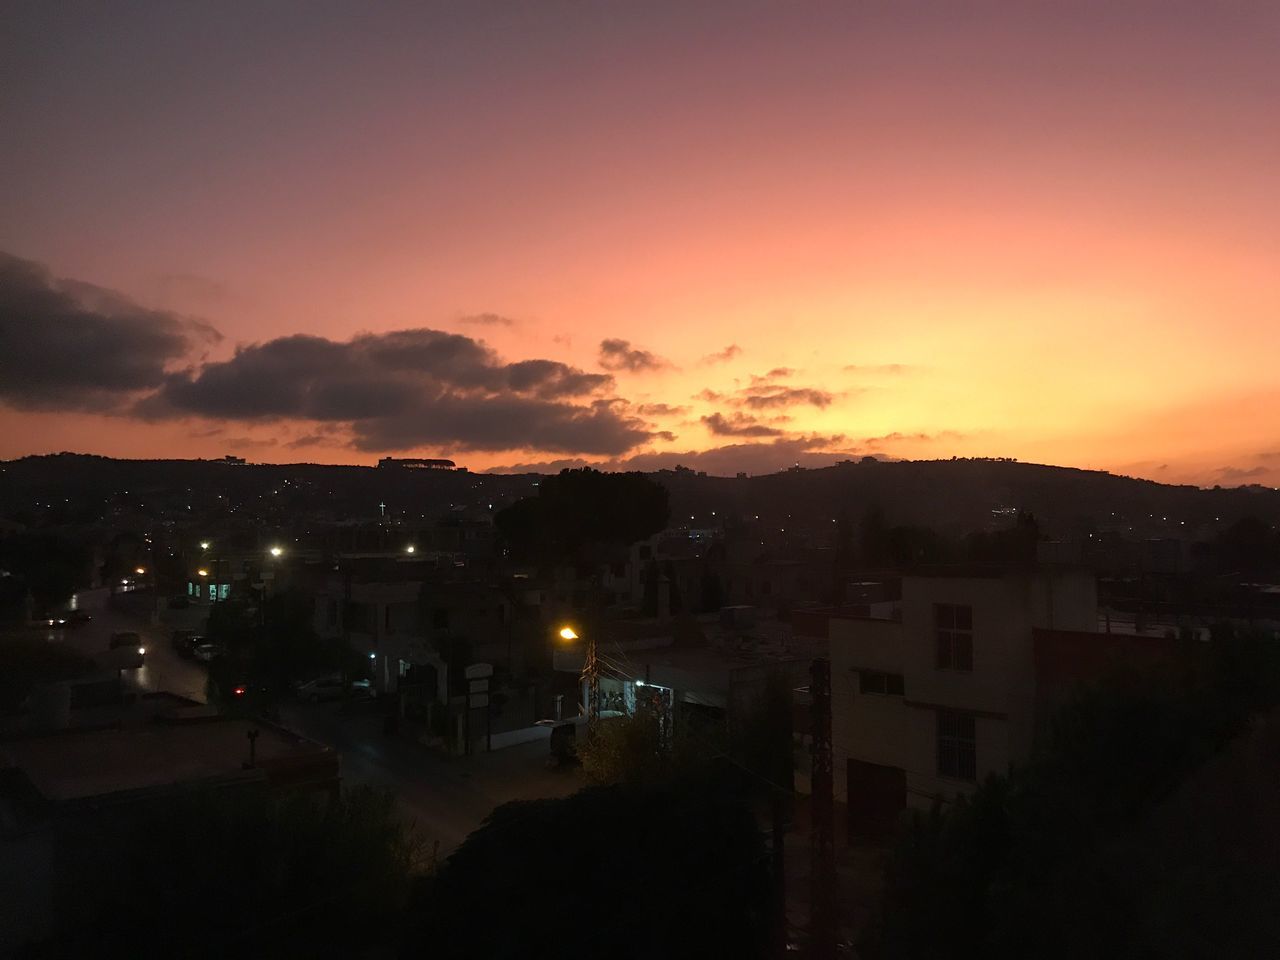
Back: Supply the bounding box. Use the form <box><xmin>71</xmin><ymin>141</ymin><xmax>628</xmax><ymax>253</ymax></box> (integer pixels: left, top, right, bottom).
<box><xmin>830</xmin><ymin>566</ymin><xmax>1097</xmax><ymax>833</ymax></box>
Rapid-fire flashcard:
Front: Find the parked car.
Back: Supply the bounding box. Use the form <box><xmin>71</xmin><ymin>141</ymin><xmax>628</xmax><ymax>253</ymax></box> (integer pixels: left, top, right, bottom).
<box><xmin>295</xmin><ymin>676</ymin><xmax>373</xmax><ymax>703</ymax></box>
<box><xmin>171</xmin><ymin>629</ymin><xmax>197</xmax><ymax>656</ymax></box>
<box><xmin>192</xmin><ymin>640</ymin><xmax>225</xmax><ymax>663</ymax></box>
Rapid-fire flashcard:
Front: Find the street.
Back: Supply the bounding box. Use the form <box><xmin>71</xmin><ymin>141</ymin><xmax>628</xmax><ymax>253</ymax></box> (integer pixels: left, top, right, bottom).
<box><xmin>44</xmin><ymin>588</ymin><xmax>580</xmax><ymax>857</ymax></box>
<box><xmin>280</xmin><ymin>700</ymin><xmax>580</xmax><ymax>856</ymax></box>
<box><xmin>43</xmin><ymin>587</ymin><xmax>209</xmax><ymax>704</ymax></box>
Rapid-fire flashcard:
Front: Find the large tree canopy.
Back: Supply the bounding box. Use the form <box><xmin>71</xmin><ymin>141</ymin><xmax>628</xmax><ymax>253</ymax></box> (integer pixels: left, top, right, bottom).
<box><xmin>495</xmin><ymin>468</ymin><xmax>669</xmax><ymax>565</ymax></box>
<box><xmin>406</xmin><ymin>783</ymin><xmax>776</xmax><ymax>959</ymax></box>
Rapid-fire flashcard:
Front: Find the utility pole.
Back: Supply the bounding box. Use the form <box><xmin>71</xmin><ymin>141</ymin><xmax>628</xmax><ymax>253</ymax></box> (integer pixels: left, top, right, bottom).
<box><xmin>809</xmin><ymin>658</ymin><xmax>836</xmax><ymax>960</ymax></box>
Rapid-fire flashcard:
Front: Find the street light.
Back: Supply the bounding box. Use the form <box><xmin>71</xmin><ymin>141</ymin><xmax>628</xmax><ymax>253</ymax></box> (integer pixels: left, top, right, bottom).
<box><xmin>200</xmin><ymin>541</ymin><xmax>210</xmax><ymax>551</ymax></box>
<box><xmin>558</xmin><ymin>624</ymin><xmax>598</xmax><ymax>723</ymax></box>
<box><xmin>197</xmin><ymin>568</ymin><xmax>209</xmax><ymax>578</ymax></box>
<box><xmin>135</xmin><ymin>567</ymin><xmax>146</xmax><ymax>575</ymax></box>
<box><xmin>269</xmin><ymin>545</ymin><xmax>283</xmax><ymax>558</ymax></box>
<box><xmin>405</xmin><ymin>545</ymin><xmax>416</xmax><ymax>554</ymax></box>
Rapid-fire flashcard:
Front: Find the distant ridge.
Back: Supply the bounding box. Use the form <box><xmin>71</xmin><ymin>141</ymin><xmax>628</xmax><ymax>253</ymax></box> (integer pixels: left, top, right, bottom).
<box><xmin>2</xmin><ymin>452</ymin><xmax>1278</xmax><ymax>534</ymax></box>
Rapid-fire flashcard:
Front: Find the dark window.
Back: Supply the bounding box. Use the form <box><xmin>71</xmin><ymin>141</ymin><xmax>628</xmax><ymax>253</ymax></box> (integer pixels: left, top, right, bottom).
<box><xmin>934</xmin><ymin>603</ymin><xmax>974</xmax><ymax>671</ymax></box>
<box><xmin>936</xmin><ymin>710</ymin><xmax>977</xmax><ymax>780</ymax></box>
<box><xmin>858</xmin><ymin>670</ymin><xmax>906</xmax><ymax>696</ymax></box>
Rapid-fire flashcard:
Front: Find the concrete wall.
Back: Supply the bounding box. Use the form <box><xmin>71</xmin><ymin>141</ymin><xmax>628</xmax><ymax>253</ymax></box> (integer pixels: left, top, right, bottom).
<box><xmin>830</xmin><ymin>570</ymin><xmax>1098</xmax><ymax>810</ymax></box>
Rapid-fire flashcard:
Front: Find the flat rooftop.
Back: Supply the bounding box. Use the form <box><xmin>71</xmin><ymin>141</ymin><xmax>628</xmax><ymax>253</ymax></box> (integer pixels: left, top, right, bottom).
<box><xmin>2</xmin><ymin>719</ymin><xmax>332</xmax><ymax>804</ymax></box>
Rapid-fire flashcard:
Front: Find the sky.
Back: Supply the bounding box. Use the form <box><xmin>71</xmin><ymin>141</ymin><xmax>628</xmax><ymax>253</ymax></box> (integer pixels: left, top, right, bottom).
<box><xmin>2</xmin><ymin>1</ymin><xmax>1278</xmax><ymax>484</ymax></box>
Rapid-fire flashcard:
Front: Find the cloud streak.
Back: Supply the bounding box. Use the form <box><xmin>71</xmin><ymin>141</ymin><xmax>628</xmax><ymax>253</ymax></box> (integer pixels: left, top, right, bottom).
<box><xmin>598</xmin><ymin>338</ymin><xmax>671</xmax><ymax>373</ymax></box>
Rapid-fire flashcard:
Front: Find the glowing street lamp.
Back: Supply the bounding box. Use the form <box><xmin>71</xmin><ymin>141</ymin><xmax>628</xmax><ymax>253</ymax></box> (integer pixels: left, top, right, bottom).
<box><xmin>405</xmin><ymin>545</ymin><xmax>416</xmax><ymax>554</ymax></box>
<box><xmin>200</xmin><ymin>541</ymin><xmax>210</xmax><ymax>551</ymax></box>
<box><xmin>135</xmin><ymin>567</ymin><xmax>146</xmax><ymax>576</ymax></box>
<box><xmin>269</xmin><ymin>545</ymin><xmax>284</xmax><ymax>558</ymax></box>
<box><xmin>558</xmin><ymin>624</ymin><xmax>597</xmax><ymax>722</ymax></box>
<box><xmin>197</xmin><ymin>568</ymin><xmax>209</xmax><ymax>578</ymax></box>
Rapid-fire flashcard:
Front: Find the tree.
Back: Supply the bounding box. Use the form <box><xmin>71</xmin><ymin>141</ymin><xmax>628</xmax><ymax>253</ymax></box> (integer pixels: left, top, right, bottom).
<box><xmin>495</xmin><ymin>468</ymin><xmax>670</xmax><ymax>566</ymax></box>
<box><xmin>864</xmin><ymin>627</ymin><xmax>1280</xmax><ymax>959</ymax></box>
<box><xmin>405</xmin><ymin>784</ymin><xmax>776</xmax><ymax>959</ymax></box>
<box><xmin>47</xmin><ymin>786</ymin><xmax>423</xmax><ymax>958</ymax></box>
<box><xmin>0</xmin><ymin>637</ymin><xmax>96</xmax><ymax>712</ymax></box>
<box><xmin>0</xmin><ymin>533</ymin><xmax>91</xmax><ymax>612</ymax></box>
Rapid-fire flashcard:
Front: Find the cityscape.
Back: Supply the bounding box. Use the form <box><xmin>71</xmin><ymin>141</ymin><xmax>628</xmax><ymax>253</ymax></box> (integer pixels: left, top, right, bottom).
<box><xmin>3</xmin><ymin>4</ymin><xmax>1280</xmax><ymax>959</ymax></box>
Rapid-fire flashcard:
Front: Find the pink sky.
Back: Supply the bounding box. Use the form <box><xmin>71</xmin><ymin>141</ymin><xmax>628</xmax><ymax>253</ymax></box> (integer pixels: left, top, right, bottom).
<box><xmin>2</xmin><ymin>2</ymin><xmax>1278</xmax><ymax>484</ymax></box>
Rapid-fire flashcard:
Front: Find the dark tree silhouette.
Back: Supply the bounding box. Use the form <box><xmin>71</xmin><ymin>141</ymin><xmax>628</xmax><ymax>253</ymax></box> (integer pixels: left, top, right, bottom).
<box><xmin>495</xmin><ymin>468</ymin><xmax>669</xmax><ymax>566</ymax></box>
<box><xmin>406</xmin><ymin>784</ymin><xmax>775</xmax><ymax>959</ymax></box>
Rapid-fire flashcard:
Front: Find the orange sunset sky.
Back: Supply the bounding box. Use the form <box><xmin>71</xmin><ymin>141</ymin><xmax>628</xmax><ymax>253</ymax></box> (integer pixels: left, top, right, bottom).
<box><xmin>2</xmin><ymin>2</ymin><xmax>1278</xmax><ymax>485</ymax></box>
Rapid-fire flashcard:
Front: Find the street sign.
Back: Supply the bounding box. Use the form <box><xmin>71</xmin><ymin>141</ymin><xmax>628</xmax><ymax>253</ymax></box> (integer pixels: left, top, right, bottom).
<box><xmin>468</xmin><ymin>679</ymin><xmax>489</xmax><ymax>693</ymax></box>
<box><xmin>468</xmin><ymin>693</ymin><xmax>489</xmax><ymax>709</ymax></box>
<box><xmin>465</xmin><ymin>662</ymin><xmax>494</xmax><ymax>680</ymax></box>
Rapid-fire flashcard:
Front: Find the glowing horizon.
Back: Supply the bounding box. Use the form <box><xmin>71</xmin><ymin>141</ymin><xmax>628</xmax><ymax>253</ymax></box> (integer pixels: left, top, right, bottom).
<box><xmin>2</xmin><ymin>3</ymin><xmax>1278</xmax><ymax>487</ymax></box>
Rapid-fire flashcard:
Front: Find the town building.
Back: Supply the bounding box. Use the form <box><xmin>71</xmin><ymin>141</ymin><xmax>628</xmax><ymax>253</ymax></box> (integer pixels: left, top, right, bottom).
<box><xmin>828</xmin><ymin>565</ymin><xmax>1180</xmax><ymax>835</ymax></box>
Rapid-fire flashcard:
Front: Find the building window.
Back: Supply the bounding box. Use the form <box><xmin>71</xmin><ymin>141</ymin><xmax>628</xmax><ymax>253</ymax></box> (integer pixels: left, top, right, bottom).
<box><xmin>858</xmin><ymin>670</ymin><xmax>905</xmax><ymax>696</ymax></box>
<box><xmin>934</xmin><ymin>603</ymin><xmax>973</xmax><ymax>670</ymax></box>
<box><xmin>936</xmin><ymin>710</ymin><xmax>977</xmax><ymax>780</ymax></box>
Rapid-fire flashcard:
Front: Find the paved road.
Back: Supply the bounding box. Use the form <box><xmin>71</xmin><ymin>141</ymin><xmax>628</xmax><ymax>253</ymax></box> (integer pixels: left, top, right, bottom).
<box><xmin>42</xmin><ymin>588</ymin><xmax>210</xmax><ymax>703</ymax></box>
<box><xmin>280</xmin><ymin>700</ymin><xmax>580</xmax><ymax>856</ymax></box>
<box><xmin>40</xmin><ymin>589</ymin><xmax>579</xmax><ymax>855</ymax></box>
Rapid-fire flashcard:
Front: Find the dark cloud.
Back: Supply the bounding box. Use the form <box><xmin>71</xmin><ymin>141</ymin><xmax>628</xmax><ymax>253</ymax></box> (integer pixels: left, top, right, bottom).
<box><xmin>142</xmin><ymin>326</ymin><xmax>647</xmax><ymax>455</ymax></box>
<box><xmin>699</xmin><ymin>344</ymin><xmax>741</xmax><ymax>365</ymax></box>
<box><xmin>702</xmin><ymin>412</ymin><xmax>784</xmax><ymax>438</ymax></box>
<box><xmin>598</xmin><ymin>338</ymin><xmax>670</xmax><ymax>373</ymax></box>
<box><xmin>459</xmin><ymin>312</ymin><xmax>517</xmax><ymax>327</ymax></box>
<box><xmin>740</xmin><ymin>386</ymin><xmax>834</xmax><ymax>409</ymax></box>
<box><xmin>635</xmin><ymin>402</ymin><xmax>689</xmax><ymax>417</ymax></box>
<box><xmin>0</xmin><ymin>251</ymin><xmax>219</xmax><ymax>411</ymax></box>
